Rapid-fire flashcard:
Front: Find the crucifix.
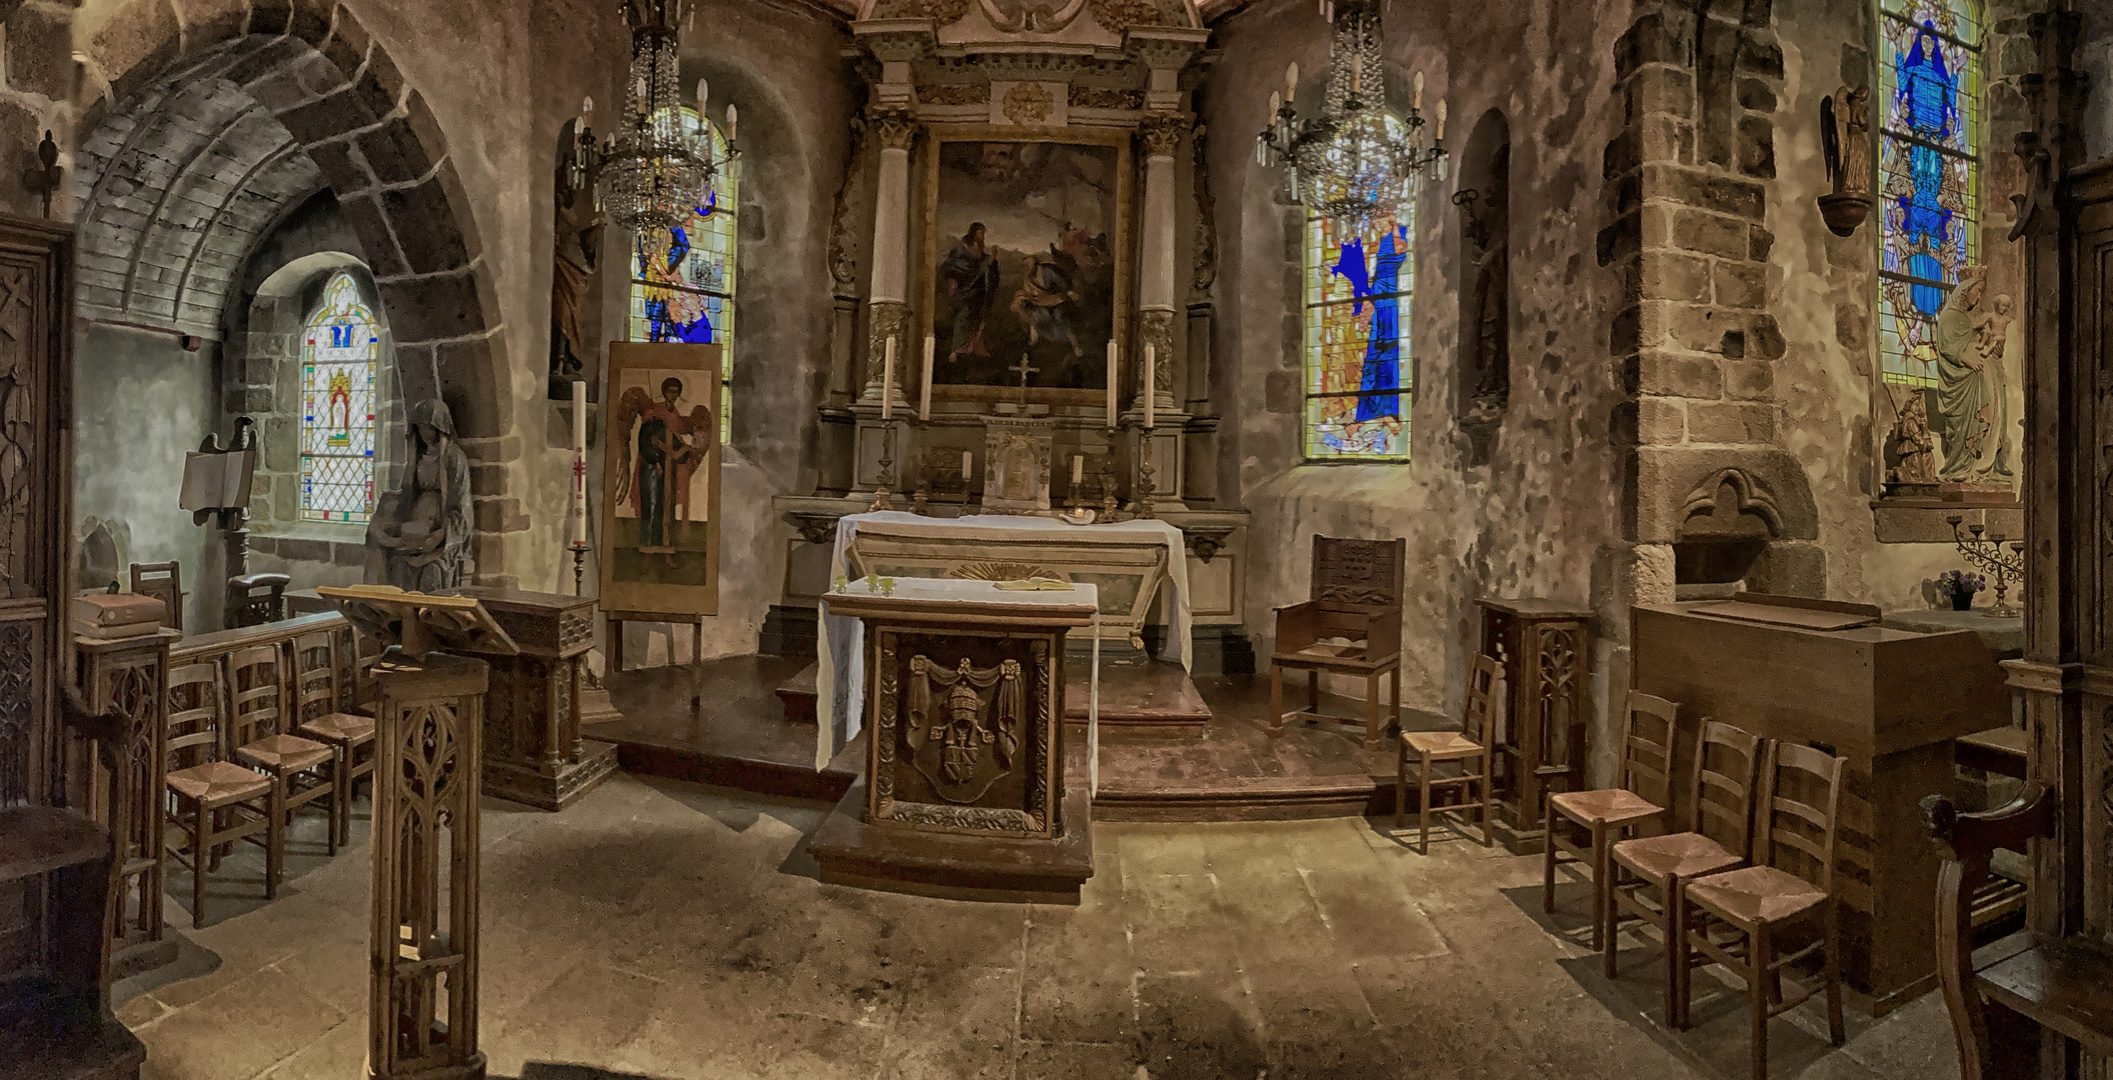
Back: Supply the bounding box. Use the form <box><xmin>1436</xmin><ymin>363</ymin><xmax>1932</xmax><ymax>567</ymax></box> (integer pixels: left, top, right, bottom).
<box><xmin>1010</xmin><ymin>353</ymin><xmax>1039</xmax><ymax>410</ymax></box>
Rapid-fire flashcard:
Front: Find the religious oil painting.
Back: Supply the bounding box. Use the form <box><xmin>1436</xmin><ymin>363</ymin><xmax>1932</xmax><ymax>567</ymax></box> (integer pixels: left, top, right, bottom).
<box><xmin>299</xmin><ymin>272</ymin><xmax>380</xmax><ymax>522</ymax></box>
<box><xmin>1304</xmin><ymin>189</ymin><xmax>1415</xmax><ymax>462</ymax></box>
<box><xmin>927</xmin><ymin>138</ymin><xmax>1125</xmax><ymax>399</ymax></box>
<box><xmin>599</xmin><ymin>342</ymin><xmax>721</xmax><ymax>617</ymax></box>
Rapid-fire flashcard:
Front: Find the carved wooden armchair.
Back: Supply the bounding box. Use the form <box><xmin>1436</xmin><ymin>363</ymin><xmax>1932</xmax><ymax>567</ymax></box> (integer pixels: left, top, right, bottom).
<box><xmin>1268</xmin><ymin>536</ymin><xmax>1405</xmax><ymax>749</ymax></box>
<box><xmin>1923</xmin><ymin>785</ymin><xmax>2113</xmax><ymax>1080</ymax></box>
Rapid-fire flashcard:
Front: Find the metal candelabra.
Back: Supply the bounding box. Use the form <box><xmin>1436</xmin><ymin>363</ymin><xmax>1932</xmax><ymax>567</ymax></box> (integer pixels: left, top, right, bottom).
<box><xmin>1946</xmin><ymin>514</ymin><xmax>2025</xmax><ymax>619</ymax></box>
<box><xmin>870</xmin><ymin>422</ymin><xmax>897</xmax><ymax>513</ymax></box>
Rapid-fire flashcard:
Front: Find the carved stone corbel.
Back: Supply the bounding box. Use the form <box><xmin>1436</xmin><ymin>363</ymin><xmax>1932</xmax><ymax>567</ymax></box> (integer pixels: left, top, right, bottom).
<box><xmin>1184</xmin><ymin>525</ymin><xmax>1234</xmax><ymax>564</ymax></box>
<box><xmin>791</xmin><ymin>513</ymin><xmax>843</xmax><ymax>546</ymax></box>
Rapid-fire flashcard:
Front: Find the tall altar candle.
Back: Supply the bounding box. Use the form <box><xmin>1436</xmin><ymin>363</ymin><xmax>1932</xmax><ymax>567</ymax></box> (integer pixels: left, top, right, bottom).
<box><xmin>962</xmin><ymin>450</ymin><xmax>973</xmax><ymax>479</ymax></box>
<box><xmin>569</xmin><ymin>380</ymin><xmax>588</xmax><ymax>546</ymax></box>
<box><xmin>1142</xmin><ymin>344</ymin><xmax>1156</xmax><ymax>429</ymax></box>
<box><xmin>1105</xmin><ymin>340</ymin><xmax>1119</xmax><ymax>427</ymax></box>
<box><xmin>919</xmin><ymin>333</ymin><xmax>935</xmax><ymax>420</ymax></box>
<box><xmin>1071</xmin><ymin>454</ymin><xmax>1084</xmax><ymax>485</ymax></box>
<box><xmin>881</xmin><ymin>336</ymin><xmax>897</xmax><ymax>420</ymax></box>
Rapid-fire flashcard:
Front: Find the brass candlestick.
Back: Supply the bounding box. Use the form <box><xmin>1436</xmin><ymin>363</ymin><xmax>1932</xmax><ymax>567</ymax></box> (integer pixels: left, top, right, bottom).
<box><xmin>1134</xmin><ymin>436</ymin><xmax>1158</xmax><ymax>522</ymax></box>
<box><xmin>1098</xmin><ymin>459</ymin><xmax>1120</xmax><ymax>521</ymax></box>
<box><xmin>870</xmin><ymin>424</ymin><xmax>897</xmax><ymax>512</ymax></box>
<box><xmin>570</xmin><ymin>543</ymin><xmax>589</xmax><ymax>596</ymax></box>
<box><xmin>1946</xmin><ymin>514</ymin><xmax>2025</xmax><ymax>618</ymax></box>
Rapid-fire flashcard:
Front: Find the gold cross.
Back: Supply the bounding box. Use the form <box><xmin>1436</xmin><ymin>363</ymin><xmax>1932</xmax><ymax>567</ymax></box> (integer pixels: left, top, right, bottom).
<box><xmin>1010</xmin><ymin>353</ymin><xmax>1039</xmax><ymax>409</ymax></box>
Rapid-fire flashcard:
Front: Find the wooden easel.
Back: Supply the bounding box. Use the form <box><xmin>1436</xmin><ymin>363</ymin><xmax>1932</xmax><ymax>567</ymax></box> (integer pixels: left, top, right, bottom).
<box><xmin>604</xmin><ymin>609</ymin><xmax>706</xmax><ymax>715</ymax></box>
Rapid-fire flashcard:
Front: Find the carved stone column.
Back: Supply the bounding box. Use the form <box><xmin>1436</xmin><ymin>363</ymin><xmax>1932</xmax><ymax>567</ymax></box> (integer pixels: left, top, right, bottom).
<box><xmin>1136</xmin><ymin>114</ymin><xmax>1184</xmax><ymax>413</ymax></box>
<box><xmin>860</xmin><ymin>106</ymin><xmax>918</xmax><ymax>413</ymax></box>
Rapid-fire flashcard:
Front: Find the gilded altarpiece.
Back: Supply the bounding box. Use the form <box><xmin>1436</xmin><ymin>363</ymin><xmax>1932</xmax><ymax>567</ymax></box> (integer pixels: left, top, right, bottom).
<box><xmin>867</xmin><ymin>626</ymin><xmax>1062</xmax><ymax>839</ymax></box>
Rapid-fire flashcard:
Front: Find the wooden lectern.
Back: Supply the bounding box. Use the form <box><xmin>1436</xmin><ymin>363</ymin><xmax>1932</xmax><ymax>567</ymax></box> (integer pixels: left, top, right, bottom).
<box><xmin>318</xmin><ymin>586</ymin><xmax>516</xmax><ymax>1080</ymax></box>
<box><xmin>443</xmin><ymin>587</ymin><xmax>618</xmax><ymax>811</ymax></box>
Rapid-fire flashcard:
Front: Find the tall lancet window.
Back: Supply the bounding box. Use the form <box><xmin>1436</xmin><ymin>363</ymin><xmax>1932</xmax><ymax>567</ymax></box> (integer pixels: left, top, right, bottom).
<box><xmin>1877</xmin><ymin>0</ymin><xmax>1983</xmax><ymax>390</ymax></box>
<box><xmin>629</xmin><ymin>106</ymin><xmax>737</xmax><ymax>442</ymax></box>
<box><xmin>1303</xmin><ymin>117</ymin><xmax>1415</xmax><ymax>462</ymax></box>
<box><xmin>298</xmin><ymin>272</ymin><xmax>379</xmax><ymax>524</ymax></box>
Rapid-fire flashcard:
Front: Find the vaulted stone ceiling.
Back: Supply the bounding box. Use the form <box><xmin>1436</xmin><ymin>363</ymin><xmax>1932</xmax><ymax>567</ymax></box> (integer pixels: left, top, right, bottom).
<box><xmin>75</xmin><ymin>69</ymin><xmax>322</xmax><ymax>340</ymax></box>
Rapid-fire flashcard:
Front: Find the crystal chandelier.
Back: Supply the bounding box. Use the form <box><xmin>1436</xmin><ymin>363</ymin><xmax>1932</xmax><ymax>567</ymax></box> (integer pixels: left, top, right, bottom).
<box><xmin>1255</xmin><ymin>0</ymin><xmax>1445</xmax><ymax>227</ymax></box>
<box><xmin>592</xmin><ymin>0</ymin><xmax>740</xmax><ymax>271</ymax></box>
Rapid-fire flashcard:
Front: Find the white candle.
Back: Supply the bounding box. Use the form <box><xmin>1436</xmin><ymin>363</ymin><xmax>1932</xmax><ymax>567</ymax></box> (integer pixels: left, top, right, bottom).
<box><xmin>725</xmin><ymin>102</ymin><xmax>737</xmax><ymax>142</ymax></box>
<box><xmin>1072</xmin><ymin>454</ymin><xmax>1084</xmax><ymax>485</ymax></box>
<box><xmin>697</xmin><ymin>79</ymin><xmax>708</xmax><ymax>107</ymax></box>
<box><xmin>1143</xmin><ymin>344</ymin><xmax>1156</xmax><ymax>429</ymax></box>
<box><xmin>1436</xmin><ymin>99</ymin><xmax>1447</xmax><ymax>142</ymax></box>
<box><xmin>919</xmin><ymin>332</ymin><xmax>935</xmax><ymax>420</ymax></box>
<box><xmin>881</xmin><ymin>336</ymin><xmax>897</xmax><ymax>420</ymax></box>
<box><xmin>570</xmin><ymin>380</ymin><xmax>588</xmax><ymax>546</ymax></box>
<box><xmin>962</xmin><ymin>451</ymin><xmax>972</xmax><ymax>479</ymax></box>
<box><xmin>1285</xmin><ymin>63</ymin><xmax>1298</xmax><ymax>102</ymax></box>
<box><xmin>1350</xmin><ymin>63</ymin><xmax>1361</xmax><ymax>97</ymax></box>
<box><xmin>1105</xmin><ymin>340</ymin><xmax>1119</xmax><ymax>428</ymax></box>
<box><xmin>1413</xmin><ymin>71</ymin><xmax>1424</xmax><ymax>110</ymax></box>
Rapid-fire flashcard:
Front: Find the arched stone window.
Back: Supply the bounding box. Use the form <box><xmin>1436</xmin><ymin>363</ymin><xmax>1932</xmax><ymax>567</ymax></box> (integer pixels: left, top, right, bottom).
<box><xmin>1303</xmin><ymin>115</ymin><xmax>1414</xmax><ymax>462</ymax></box>
<box><xmin>628</xmin><ymin>107</ymin><xmax>737</xmax><ymax>442</ymax></box>
<box><xmin>298</xmin><ymin>272</ymin><xmax>381</xmax><ymax>524</ymax></box>
<box><xmin>1877</xmin><ymin>0</ymin><xmax>1983</xmax><ymax>393</ymax></box>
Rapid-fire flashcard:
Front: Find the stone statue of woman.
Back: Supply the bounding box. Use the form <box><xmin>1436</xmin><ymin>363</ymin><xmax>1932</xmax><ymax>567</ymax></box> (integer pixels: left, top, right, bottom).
<box><xmin>364</xmin><ymin>398</ymin><xmax>473</xmax><ymax>592</ymax></box>
<box><xmin>1934</xmin><ymin>269</ymin><xmax>1993</xmax><ymax>483</ymax></box>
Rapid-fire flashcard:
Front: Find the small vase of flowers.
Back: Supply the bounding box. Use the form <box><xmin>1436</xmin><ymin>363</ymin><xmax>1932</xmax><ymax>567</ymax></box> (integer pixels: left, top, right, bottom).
<box><xmin>1936</xmin><ymin>569</ymin><xmax>1986</xmax><ymax>611</ymax></box>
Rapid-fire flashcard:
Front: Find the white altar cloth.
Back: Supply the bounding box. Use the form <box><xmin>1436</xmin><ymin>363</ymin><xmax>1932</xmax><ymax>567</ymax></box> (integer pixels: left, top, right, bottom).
<box><xmin>815</xmin><ymin>575</ymin><xmax>1102</xmax><ymax>793</ymax></box>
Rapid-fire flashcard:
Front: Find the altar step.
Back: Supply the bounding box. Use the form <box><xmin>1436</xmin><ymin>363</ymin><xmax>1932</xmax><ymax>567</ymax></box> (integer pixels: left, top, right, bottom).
<box><xmin>774</xmin><ymin>659</ymin><xmax>1212</xmax><ymax>738</ymax></box>
<box><xmin>607</xmin><ymin>658</ymin><xmax>1452</xmax><ymax>825</ymax></box>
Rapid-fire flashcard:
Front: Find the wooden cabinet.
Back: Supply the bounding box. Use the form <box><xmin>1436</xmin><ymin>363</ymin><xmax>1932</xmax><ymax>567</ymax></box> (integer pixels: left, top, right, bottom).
<box><xmin>446</xmin><ymin>587</ymin><xmax>616</xmax><ymax>811</ymax></box>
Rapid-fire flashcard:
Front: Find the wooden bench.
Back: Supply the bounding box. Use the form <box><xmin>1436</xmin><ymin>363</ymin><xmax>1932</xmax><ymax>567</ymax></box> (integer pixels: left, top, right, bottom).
<box><xmin>1924</xmin><ymin>785</ymin><xmax>2113</xmax><ymax>1079</ymax></box>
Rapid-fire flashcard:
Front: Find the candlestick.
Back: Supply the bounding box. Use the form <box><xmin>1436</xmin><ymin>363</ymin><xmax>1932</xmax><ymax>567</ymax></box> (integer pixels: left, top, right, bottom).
<box><xmin>570</xmin><ymin>543</ymin><xmax>588</xmax><ymax>596</ymax></box>
<box><xmin>1105</xmin><ymin>340</ymin><xmax>1119</xmax><ymax>428</ymax></box>
<box><xmin>569</xmin><ymin>380</ymin><xmax>588</xmax><ymax>547</ymax></box>
<box><xmin>919</xmin><ymin>333</ymin><xmax>935</xmax><ymax>420</ymax></box>
<box><xmin>1142</xmin><ymin>344</ymin><xmax>1156</xmax><ymax>429</ymax></box>
<box><xmin>881</xmin><ymin>336</ymin><xmax>897</xmax><ymax>420</ymax></box>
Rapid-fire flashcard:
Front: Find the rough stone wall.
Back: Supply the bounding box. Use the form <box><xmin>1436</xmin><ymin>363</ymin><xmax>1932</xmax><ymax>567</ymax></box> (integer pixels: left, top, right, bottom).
<box><xmin>1205</xmin><ymin>0</ymin><xmax>1634</xmax><ymax>727</ymax></box>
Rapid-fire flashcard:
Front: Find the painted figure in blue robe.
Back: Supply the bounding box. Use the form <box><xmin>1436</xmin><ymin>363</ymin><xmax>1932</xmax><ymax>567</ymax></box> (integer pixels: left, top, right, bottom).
<box><xmin>639</xmin><ymin>201</ymin><xmax>724</xmax><ymax>343</ymax></box>
<box><xmin>1328</xmin><ymin>227</ymin><xmax>1407</xmax><ymax>425</ymax></box>
<box><xmin>1894</xmin><ymin>23</ymin><xmax>1960</xmax><ymax>314</ymax></box>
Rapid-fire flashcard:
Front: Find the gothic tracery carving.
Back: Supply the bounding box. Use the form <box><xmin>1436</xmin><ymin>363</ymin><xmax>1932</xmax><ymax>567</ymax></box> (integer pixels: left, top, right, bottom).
<box><xmin>0</xmin><ymin>621</ymin><xmax>33</xmax><ymax>805</ymax></box>
<box><xmin>0</xmin><ymin>267</ymin><xmax>37</xmax><ymax>596</ymax></box>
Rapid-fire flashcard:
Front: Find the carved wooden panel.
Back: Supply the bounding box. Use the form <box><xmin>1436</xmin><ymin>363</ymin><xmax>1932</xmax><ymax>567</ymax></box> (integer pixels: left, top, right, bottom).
<box><xmin>0</xmin><ymin>220</ymin><xmax>65</xmax><ymax>822</ymax></box>
<box><xmin>1310</xmin><ymin>536</ymin><xmax>1404</xmax><ymax>607</ymax></box>
<box><xmin>867</xmin><ymin>628</ymin><xmax>1060</xmax><ymax>839</ymax></box>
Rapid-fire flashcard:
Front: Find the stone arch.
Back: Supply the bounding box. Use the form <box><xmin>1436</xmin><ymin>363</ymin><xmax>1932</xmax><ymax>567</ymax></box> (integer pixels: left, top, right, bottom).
<box><xmin>72</xmin><ymin>0</ymin><xmax>516</xmax><ymax>578</ymax></box>
<box><xmin>1660</xmin><ymin>458</ymin><xmax>1824</xmax><ymax>595</ymax></box>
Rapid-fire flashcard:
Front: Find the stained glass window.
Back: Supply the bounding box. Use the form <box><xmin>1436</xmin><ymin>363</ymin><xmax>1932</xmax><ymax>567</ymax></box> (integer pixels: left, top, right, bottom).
<box><xmin>629</xmin><ymin>107</ymin><xmax>736</xmax><ymax>441</ymax></box>
<box><xmin>1878</xmin><ymin>0</ymin><xmax>1982</xmax><ymax>389</ymax></box>
<box><xmin>298</xmin><ymin>272</ymin><xmax>379</xmax><ymax>523</ymax></box>
<box><xmin>1303</xmin><ymin>164</ymin><xmax>1414</xmax><ymax>461</ymax></box>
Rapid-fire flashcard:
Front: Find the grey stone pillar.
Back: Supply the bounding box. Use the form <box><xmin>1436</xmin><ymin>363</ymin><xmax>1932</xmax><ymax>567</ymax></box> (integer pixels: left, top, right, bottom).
<box><xmin>859</xmin><ymin>106</ymin><xmax>917</xmax><ymax>413</ymax></box>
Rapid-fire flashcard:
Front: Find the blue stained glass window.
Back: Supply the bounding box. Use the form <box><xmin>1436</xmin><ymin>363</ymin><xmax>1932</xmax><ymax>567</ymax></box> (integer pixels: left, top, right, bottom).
<box><xmin>629</xmin><ymin>107</ymin><xmax>736</xmax><ymax>441</ymax></box>
<box><xmin>1303</xmin><ymin>115</ymin><xmax>1415</xmax><ymax>463</ymax></box>
<box><xmin>1878</xmin><ymin>0</ymin><xmax>1982</xmax><ymax>389</ymax></box>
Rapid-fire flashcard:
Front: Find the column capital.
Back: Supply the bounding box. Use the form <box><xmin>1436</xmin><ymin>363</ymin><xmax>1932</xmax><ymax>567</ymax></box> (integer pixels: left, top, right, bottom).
<box><xmin>869</xmin><ymin>105</ymin><xmax>922</xmax><ymax>151</ymax></box>
<box><xmin>1137</xmin><ymin>113</ymin><xmax>1186</xmax><ymax>159</ymax></box>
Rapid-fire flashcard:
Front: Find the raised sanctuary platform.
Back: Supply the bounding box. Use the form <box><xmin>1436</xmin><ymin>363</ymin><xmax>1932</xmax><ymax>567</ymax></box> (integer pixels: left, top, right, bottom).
<box><xmin>774</xmin><ymin>657</ymin><xmax>1211</xmax><ymax>737</ymax></box>
<box><xmin>602</xmin><ymin>656</ymin><xmax>1443</xmax><ymax>822</ymax></box>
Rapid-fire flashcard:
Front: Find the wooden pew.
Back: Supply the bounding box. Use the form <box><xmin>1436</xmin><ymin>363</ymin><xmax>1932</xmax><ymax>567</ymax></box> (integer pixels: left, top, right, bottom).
<box><xmin>170</xmin><ymin>612</ymin><xmax>359</xmax><ymax>724</ymax></box>
<box><xmin>1924</xmin><ymin>786</ymin><xmax>2113</xmax><ymax>1080</ymax></box>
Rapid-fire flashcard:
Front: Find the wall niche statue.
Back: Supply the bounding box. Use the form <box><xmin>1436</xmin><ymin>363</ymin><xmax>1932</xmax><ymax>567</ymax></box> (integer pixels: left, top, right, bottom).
<box><xmin>549</xmin><ymin>117</ymin><xmax>603</xmax><ymax>400</ymax></box>
<box><xmin>1454</xmin><ymin>110</ymin><xmax>1511</xmax><ymax>467</ymax></box>
<box><xmin>365</xmin><ymin>398</ymin><xmax>473</xmax><ymax>591</ymax></box>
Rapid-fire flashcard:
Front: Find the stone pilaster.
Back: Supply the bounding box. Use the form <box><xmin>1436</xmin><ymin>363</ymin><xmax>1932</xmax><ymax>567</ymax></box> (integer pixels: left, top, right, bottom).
<box><xmin>1136</xmin><ymin>113</ymin><xmax>1185</xmax><ymax>410</ymax></box>
<box><xmin>861</xmin><ymin>106</ymin><xmax>919</xmax><ymax>406</ymax></box>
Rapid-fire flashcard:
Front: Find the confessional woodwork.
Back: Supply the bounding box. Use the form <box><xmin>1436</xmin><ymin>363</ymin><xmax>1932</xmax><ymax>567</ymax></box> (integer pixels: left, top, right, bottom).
<box><xmin>1477</xmin><ymin>598</ymin><xmax>1593</xmax><ymax>849</ymax></box>
<box><xmin>366</xmin><ymin>651</ymin><xmax>490</xmax><ymax>1080</ymax></box>
<box><xmin>127</xmin><ymin>563</ymin><xmax>182</xmax><ymax>633</ymax></box>
<box><xmin>1679</xmin><ymin>742</ymin><xmax>1849</xmax><ymax>1080</ymax></box>
<box><xmin>1544</xmin><ymin>690</ymin><xmax>1677</xmax><ymax>950</ymax></box>
<box><xmin>69</xmin><ymin>630</ymin><xmax>178</xmax><ymax>976</ymax></box>
<box><xmin>161</xmin><ymin>660</ymin><xmax>273</xmax><ymax>928</ymax></box>
<box><xmin>1269</xmin><ymin>536</ymin><xmax>1404</xmax><ymax>749</ymax></box>
<box><xmin>1395</xmin><ymin>651</ymin><xmax>1497</xmax><ymax>852</ymax></box>
<box><xmin>291</xmin><ymin>631</ymin><xmax>376</xmax><ymax>848</ymax></box>
<box><xmin>0</xmin><ymin>215</ymin><xmax>146</xmax><ymax>1078</ymax></box>
<box><xmin>444</xmin><ymin>587</ymin><xmax>615</xmax><ymax>811</ymax></box>
<box><xmin>1606</xmin><ymin>720</ymin><xmax>1762</xmax><ymax>1022</ymax></box>
<box><xmin>1633</xmin><ymin>595</ymin><xmax>2010</xmax><ymax>1009</ymax></box>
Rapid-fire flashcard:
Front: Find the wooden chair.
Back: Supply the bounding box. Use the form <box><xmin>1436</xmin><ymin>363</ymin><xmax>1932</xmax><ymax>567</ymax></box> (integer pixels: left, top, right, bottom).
<box><xmin>227</xmin><ymin>572</ymin><xmax>291</xmax><ymax>629</ymax></box>
<box><xmin>1269</xmin><ymin>536</ymin><xmax>1405</xmax><ymax>749</ymax></box>
<box><xmin>1921</xmin><ymin>785</ymin><xmax>2113</xmax><ymax>1080</ymax></box>
<box><xmin>292</xmin><ymin>630</ymin><xmax>376</xmax><ymax>848</ymax></box>
<box><xmin>1395</xmin><ymin>651</ymin><xmax>1497</xmax><ymax>852</ymax></box>
<box><xmin>160</xmin><ymin>660</ymin><xmax>274</xmax><ymax>928</ymax></box>
<box><xmin>1604</xmin><ymin>720</ymin><xmax>1762</xmax><ymax>1020</ymax></box>
<box><xmin>1679</xmin><ymin>742</ymin><xmax>1848</xmax><ymax>1080</ymax></box>
<box><xmin>129</xmin><ymin>561</ymin><xmax>183</xmax><ymax>633</ymax></box>
<box><xmin>226</xmin><ymin>645</ymin><xmax>336</xmax><ymax>889</ymax></box>
<box><xmin>1544</xmin><ymin>690</ymin><xmax>1678</xmax><ymax>949</ymax></box>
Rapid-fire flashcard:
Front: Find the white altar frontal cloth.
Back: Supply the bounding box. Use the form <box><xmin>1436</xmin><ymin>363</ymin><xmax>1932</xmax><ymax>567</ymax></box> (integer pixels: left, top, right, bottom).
<box><xmin>815</xmin><ymin>575</ymin><xmax>1102</xmax><ymax>794</ymax></box>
